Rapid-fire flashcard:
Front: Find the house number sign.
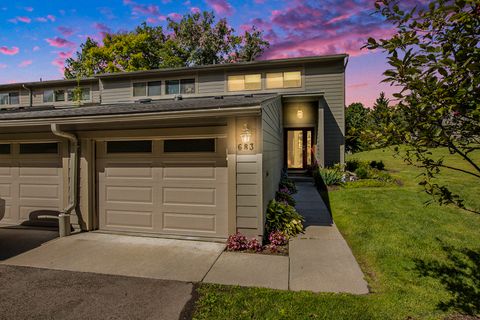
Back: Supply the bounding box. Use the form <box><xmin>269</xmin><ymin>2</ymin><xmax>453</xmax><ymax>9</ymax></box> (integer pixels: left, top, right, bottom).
<box><xmin>238</xmin><ymin>143</ymin><xmax>254</xmax><ymax>151</ymax></box>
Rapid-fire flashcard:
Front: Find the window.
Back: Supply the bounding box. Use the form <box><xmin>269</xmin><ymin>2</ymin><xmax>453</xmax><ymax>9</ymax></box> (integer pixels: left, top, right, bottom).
<box><xmin>147</xmin><ymin>81</ymin><xmax>161</xmax><ymax>96</ymax></box>
<box><xmin>266</xmin><ymin>71</ymin><xmax>302</xmax><ymax>89</ymax></box>
<box><xmin>133</xmin><ymin>82</ymin><xmax>147</xmax><ymax>97</ymax></box>
<box><xmin>20</xmin><ymin>143</ymin><xmax>58</xmax><ymax>154</ymax></box>
<box><xmin>164</xmin><ymin>139</ymin><xmax>215</xmax><ymax>153</ymax></box>
<box><xmin>67</xmin><ymin>88</ymin><xmax>91</xmax><ymax>101</ymax></box>
<box><xmin>106</xmin><ymin>140</ymin><xmax>152</xmax><ymax>153</ymax></box>
<box><xmin>0</xmin><ymin>92</ymin><xmax>19</xmax><ymax>105</ymax></box>
<box><xmin>166</xmin><ymin>79</ymin><xmax>195</xmax><ymax>95</ymax></box>
<box><xmin>54</xmin><ymin>89</ymin><xmax>65</xmax><ymax>102</ymax></box>
<box><xmin>133</xmin><ymin>81</ymin><xmax>161</xmax><ymax>97</ymax></box>
<box><xmin>43</xmin><ymin>90</ymin><xmax>54</xmax><ymax>103</ymax></box>
<box><xmin>0</xmin><ymin>144</ymin><xmax>10</xmax><ymax>154</ymax></box>
<box><xmin>227</xmin><ymin>74</ymin><xmax>261</xmax><ymax>91</ymax></box>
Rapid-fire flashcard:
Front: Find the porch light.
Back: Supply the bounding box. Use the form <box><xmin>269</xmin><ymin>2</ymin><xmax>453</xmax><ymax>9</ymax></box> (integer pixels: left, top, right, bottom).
<box><xmin>297</xmin><ymin>108</ymin><xmax>304</xmax><ymax>119</ymax></box>
<box><xmin>240</xmin><ymin>123</ymin><xmax>252</xmax><ymax>143</ymax></box>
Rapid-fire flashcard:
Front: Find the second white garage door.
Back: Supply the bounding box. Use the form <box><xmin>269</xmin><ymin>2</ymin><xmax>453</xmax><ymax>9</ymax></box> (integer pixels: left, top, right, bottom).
<box><xmin>97</xmin><ymin>138</ymin><xmax>228</xmax><ymax>239</ymax></box>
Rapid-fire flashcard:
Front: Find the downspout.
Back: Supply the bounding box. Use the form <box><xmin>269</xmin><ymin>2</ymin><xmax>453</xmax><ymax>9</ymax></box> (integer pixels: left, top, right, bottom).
<box><xmin>51</xmin><ymin>123</ymin><xmax>78</xmax><ymax>237</ymax></box>
<box><xmin>21</xmin><ymin>84</ymin><xmax>32</xmax><ymax>108</ymax></box>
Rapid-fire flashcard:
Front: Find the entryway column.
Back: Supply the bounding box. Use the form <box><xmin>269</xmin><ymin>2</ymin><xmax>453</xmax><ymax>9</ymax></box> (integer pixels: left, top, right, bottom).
<box><xmin>316</xmin><ymin>100</ymin><xmax>325</xmax><ymax>168</ymax></box>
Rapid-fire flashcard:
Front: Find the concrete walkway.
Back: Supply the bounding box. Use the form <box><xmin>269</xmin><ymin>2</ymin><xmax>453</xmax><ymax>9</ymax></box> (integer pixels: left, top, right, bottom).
<box><xmin>289</xmin><ymin>179</ymin><xmax>369</xmax><ymax>294</ymax></box>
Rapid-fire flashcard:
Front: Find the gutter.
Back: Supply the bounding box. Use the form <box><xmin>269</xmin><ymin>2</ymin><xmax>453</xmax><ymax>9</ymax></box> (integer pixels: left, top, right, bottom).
<box><xmin>50</xmin><ymin>123</ymin><xmax>78</xmax><ymax>237</ymax></box>
<box><xmin>21</xmin><ymin>85</ymin><xmax>32</xmax><ymax>108</ymax></box>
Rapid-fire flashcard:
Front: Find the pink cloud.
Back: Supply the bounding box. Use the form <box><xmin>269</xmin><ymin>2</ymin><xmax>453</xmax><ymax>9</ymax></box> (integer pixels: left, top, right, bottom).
<box><xmin>36</xmin><ymin>15</ymin><xmax>55</xmax><ymax>22</ymax></box>
<box><xmin>45</xmin><ymin>37</ymin><xmax>75</xmax><ymax>48</ymax></box>
<box><xmin>23</xmin><ymin>7</ymin><xmax>34</xmax><ymax>12</ymax></box>
<box><xmin>123</xmin><ymin>0</ymin><xmax>160</xmax><ymax>16</ymax></box>
<box><xmin>57</xmin><ymin>26</ymin><xmax>75</xmax><ymax>37</ymax></box>
<box><xmin>32</xmin><ymin>46</ymin><xmax>40</xmax><ymax>51</ymax></box>
<box><xmin>18</xmin><ymin>60</ymin><xmax>32</xmax><ymax>67</ymax></box>
<box><xmin>0</xmin><ymin>46</ymin><xmax>20</xmax><ymax>55</ymax></box>
<box><xmin>205</xmin><ymin>0</ymin><xmax>234</xmax><ymax>16</ymax></box>
<box><xmin>168</xmin><ymin>12</ymin><xmax>182</xmax><ymax>20</ymax></box>
<box><xmin>47</xmin><ymin>14</ymin><xmax>56</xmax><ymax>21</ymax></box>
<box><xmin>93</xmin><ymin>22</ymin><xmax>112</xmax><ymax>37</ymax></box>
<box><xmin>349</xmin><ymin>82</ymin><xmax>369</xmax><ymax>89</ymax></box>
<box><xmin>190</xmin><ymin>7</ymin><xmax>200</xmax><ymax>13</ymax></box>
<box><xmin>16</xmin><ymin>16</ymin><xmax>31</xmax><ymax>23</ymax></box>
<box><xmin>52</xmin><ymin>51</ymin><xmax>74</xmax><ymax>74</ymax></box>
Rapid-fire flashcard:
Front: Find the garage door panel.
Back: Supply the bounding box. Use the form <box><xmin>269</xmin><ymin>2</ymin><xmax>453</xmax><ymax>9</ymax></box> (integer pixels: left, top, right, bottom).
<box><xmin>104</xmin><ymin>163</ymin><xmax>154</xmax><ymax>179</ymax></box>
<box><xmin>0</xmin><ymin>166</ymin><xmax>13</xmax><ymax>177</ymax></box>
<box><xmin>0</xmin><ymin>183</ymin><xmax>12</xmax><ymax>197</ymax></box>
<box><xmin>163</xmin><ymin>187</ymin><xmax>216</xmax><ymax>206</ymax></box>
<box><xmin>106</xmin><ymin>186</ymin><xmax>153</xmax><ymax>204</ymax></box>
<box><xmin>163</xmin><ymin>212</ymin><xmax>216</xmax><ymax>233</ymax></box>
<box><xmin>18</xmin><ymin>165</ymin><xmax>61</xmax><ymax>177</ymax></box>
<box><xmin>19</xmin><ymin>184</ymin><xmax>60</xmax><ymax>200</ymax></box>
<box><xmin>105</xmin><ymin>209</ymin><xmax>154</xmax><ymax>229</ymax></box>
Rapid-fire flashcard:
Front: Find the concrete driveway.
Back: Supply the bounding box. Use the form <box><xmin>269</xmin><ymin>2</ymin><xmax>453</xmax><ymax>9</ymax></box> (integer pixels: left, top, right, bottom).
<box><xmin>0</xmin><ymin>226</ymin><xmax>58</xmax><ymax>261</ymax></box>
<box><xmin>2</xmin><ymin>232</ymin><xmax>225</xmax><ymax>282</ymax></box>
<box><xmin>0</xmin><ymin>264</ymin><xmax>195</xmax><ymax>320</ymax></box>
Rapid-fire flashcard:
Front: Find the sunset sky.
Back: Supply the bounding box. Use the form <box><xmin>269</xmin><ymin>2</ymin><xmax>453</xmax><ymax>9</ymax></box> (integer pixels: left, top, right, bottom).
<box><xmin>0</xmin><ymin>0</ymin><xmax>408</xmax><ymax>107</ymax></box>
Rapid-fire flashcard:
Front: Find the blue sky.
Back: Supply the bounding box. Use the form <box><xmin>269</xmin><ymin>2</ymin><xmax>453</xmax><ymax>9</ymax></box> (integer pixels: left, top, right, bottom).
<box><xmin>0</xmin><ymin>0</ymin><xmax>408</xmax><ymax>106</ymax></box>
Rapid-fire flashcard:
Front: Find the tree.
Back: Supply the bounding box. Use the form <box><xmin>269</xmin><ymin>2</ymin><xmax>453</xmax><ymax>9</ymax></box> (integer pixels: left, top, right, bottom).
<box><xmin>364</xmin><ymin>0</ymin><xmax>480</xmax><ymax>213</ymax></box>
<box><xmin>345</xmin><ymin>102</ymin><xmax>370</xmax><ymax>153</ymax></box>
<box><xmin>65</xmin><ymin>11</ymin><xmax>269</xmax><ymax>78</ymax></box>
<box><xmin>369</xmin><ymin>92</ymin><xmax>390</xmax><ymax>130</ymax></box>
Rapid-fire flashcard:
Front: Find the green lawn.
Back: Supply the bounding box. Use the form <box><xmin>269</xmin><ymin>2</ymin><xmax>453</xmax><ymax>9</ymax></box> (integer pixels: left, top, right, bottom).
<box><xmin>193</xmin><ymin>147</ymin><xmax>480</xmax><ymax>320</ymax></box>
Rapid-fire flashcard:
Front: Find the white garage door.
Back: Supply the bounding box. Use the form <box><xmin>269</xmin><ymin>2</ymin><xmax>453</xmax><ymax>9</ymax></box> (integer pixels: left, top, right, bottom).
<box><xmin>0</xmin><ymin>142</ymin><xmax>64</xmax><ymax>226</ymax></box>
<box><xmin>97</xmin><ymin>138</ymin><xmax>228</xmax><ymax>239</ymax></box>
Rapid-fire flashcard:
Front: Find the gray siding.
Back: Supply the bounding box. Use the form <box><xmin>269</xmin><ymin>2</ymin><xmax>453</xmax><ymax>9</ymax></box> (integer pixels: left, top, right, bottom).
<box><xmin>305</xmin><ymin>60</ymin><xmax>345</xmax><ymax>165</ymax></box>
<box><xmin>261</xmin><ymin>97</ymin><xmax>283</xmax><ymax>226</ymax></box>
<box><xmin>101</xmin><ymin>79</ymin><xmax>132</xmax><ymax>104</ymax></box>
<box><xmin>236</xmin><ymin>154</ymin><xmax>261</xmax><ymax>238</ymax></box>
<box><xmin>198</xmin><ymin>72</ymin><xmax>225</xmax><ymax>94</ymax></box>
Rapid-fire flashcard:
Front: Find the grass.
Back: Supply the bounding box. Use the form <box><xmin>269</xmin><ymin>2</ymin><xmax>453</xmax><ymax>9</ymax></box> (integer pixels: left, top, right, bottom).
<box><xmin>192</xmin><ymin>147</ymin><xmax>480</xmax><ymax>320</ymax></box>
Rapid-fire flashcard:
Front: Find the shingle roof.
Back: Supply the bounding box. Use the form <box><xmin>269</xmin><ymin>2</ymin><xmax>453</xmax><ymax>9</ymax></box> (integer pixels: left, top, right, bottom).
<box><xmin>0</xmin><ymin>94</ymin><xmax>278</xmax><ymax>121</ymax></box>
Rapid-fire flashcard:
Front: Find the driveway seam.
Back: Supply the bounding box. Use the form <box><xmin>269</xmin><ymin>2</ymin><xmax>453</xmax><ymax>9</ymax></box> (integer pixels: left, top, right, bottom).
<box><xmin>200</xmin><ymin>249</ymin><xmax>224</xmax><ymax>282</ymax></box>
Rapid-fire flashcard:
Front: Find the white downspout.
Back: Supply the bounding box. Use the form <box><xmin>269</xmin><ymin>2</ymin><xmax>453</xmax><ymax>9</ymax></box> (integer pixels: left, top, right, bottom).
<box><xmin>51</xmin><ymin>123</ymin><xmax>78</xmax><ymax>237</ymax></box>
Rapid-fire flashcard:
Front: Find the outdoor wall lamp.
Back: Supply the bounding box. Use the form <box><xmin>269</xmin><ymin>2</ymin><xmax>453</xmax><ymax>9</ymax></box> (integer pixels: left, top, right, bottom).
<box><xmin>240</xmin><ymin>123</ymin><xmax>252</xmax><ymax>143</ymax></box>
<box><xmin>297</xmin><ymin>107</ymin><xmax>304</xmax><ymax>119</ymax></box>
<box><xmin>238</xmin><ymin>123</ymin><xmax>254</xmax><ymax>151</ymax></box>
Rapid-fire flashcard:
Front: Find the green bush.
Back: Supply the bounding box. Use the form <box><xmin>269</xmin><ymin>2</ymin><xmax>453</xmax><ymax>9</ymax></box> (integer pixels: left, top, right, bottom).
<box><xmin>370</xmin><ymin>160</ymin><xmax>385</xmax><ymax>170</ymax></box>
<box><xmin>279</xmin><ymin>178</ymin><xmax>297</xmax><ymax>194</ymax></box>
<box><xmin>345</xmin><ymin>159</ymin><xmax>360</xmax><ymax>172</ymax></box>
<box><xmin>275</xmin><ymin>191</ymin><xmax>296</xmax><ymax>207</ymax></box>
<box><xmin>314</xmin><ymin>168</ymin><xmax>344</xmax><ymax>186</ymax></box>
<box><xmin>354</xmin><ymin>166</ymin><xmax>369</xmax><ymax>179</ymax></box>
<box><xmin>265</xmin><ymin>200</ymin><xmax>304</xmax><ymax>237</ymax></box>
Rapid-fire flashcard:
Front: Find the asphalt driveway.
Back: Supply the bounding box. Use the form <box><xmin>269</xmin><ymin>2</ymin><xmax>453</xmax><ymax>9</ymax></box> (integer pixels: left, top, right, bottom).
<box><xmin>0</xmin><ymin>226</ymin><xmax>58</xmax><ymax>261</ymax></box>
<box><xmin>0</xmin><ymin>265</ymin><xmax>195</xmax><ymax>320</ymax></box>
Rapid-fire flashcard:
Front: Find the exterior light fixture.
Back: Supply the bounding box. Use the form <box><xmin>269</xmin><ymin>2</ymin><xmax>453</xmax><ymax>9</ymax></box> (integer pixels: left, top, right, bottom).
<box><xmin>297</xmin><ymin>108</ymin><xmax>304</xmax><ymax>119</ymax></box>
<box><xmin>240</xmin><ymin>123</ymin><xmax>252</xmax><ymax>143</ymax></box>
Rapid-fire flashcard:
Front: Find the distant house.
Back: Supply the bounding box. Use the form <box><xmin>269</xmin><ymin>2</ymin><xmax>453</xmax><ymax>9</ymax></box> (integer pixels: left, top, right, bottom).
<box><xmin>0</xmin><ymin>54</ymin><xmax>347</xmax><ymax>240</ymax></box>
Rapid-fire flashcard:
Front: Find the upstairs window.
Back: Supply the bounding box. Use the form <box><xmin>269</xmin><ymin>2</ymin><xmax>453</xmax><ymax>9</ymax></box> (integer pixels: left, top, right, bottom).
<box><xmin>43</xmin><ymin>90</ymin><xmax>54</xmax><ymax>103</ymax></box>
<box><xmin>133</xmin><ymin>81</ymin><xmax>161</xmax><ymax>97</ymax></box>
<box><xmin>266</xmin><ymin>71</ymin><xmax>302</xmax><ymax>89</ymax></box>
<box><xmin>165</xmin><ymin>79</ymin><xmax>195</xmax><ymax>95</ymax></box>
<box><xmin>67</xmin><ymin>88</ymin><xmax>91</xmax><ymax>101</ymax></box>
<box><xmin>227</xmin><ymin>74</ymin><xmax>261</xmax><ymax>92</ymax></box>
<box><xmin>0</xmin><ymin>92</ymin><xmax>19</xmax><ymax>105</ymax></box>
<box><xmin>54</xmin><ymin>89</ymin><xmax>65</xmax><ymax>102</ymax></box>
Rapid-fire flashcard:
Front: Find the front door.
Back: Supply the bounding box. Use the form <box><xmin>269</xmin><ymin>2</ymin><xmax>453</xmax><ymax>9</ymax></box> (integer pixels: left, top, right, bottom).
<box><xmin>285</xmin><ymin>128</ymin><xmax>313</xmax><ymax>170</ymax></box>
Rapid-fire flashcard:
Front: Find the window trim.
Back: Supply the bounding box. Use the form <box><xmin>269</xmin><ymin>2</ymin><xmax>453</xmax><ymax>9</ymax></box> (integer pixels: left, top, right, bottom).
<box><xmin>42</xmin><ymin>85</ymin><xmax>93</xmax><ymax>105</ymax></box>
<box><xmin>19</xmin><ymin>142</ymin><xmax>59</xmax><ymax>155</ymax></box>
<box><xmin>163</xmin><ymin>138</ymin><xmax>216</xmax><ymax>153</ymax></box>
<box><xmin>67</xmin><ymin>87</ymin><xmax>92</xmax><ymax>102</ymax></box>
<box><xmin>227</xmin><ymin>73</ymin><xmax>262</xmax><ymax>92</ymax></box>
<box><xmin>0</xmin><ymin>91</ymin><xmax>20</xmax><ymax>106</ymax></box>
<box><xmin>106</xmin><ymin>140</ymin><xmax>153</xmax><ymax>154</ymax></box>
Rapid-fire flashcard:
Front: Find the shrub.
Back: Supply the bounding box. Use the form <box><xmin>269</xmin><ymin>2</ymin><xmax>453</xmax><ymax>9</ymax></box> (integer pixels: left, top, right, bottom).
<box><xmin>226</xmin><ymin>233</ymin><xmax>248</xmax><ymax>251</ymax></box>
<box><xmin>275</xmin><ymin>191</ymin><xmax>296</xmax><ymax>206</ymax></box>
<box><xmin>314</xmin><ymin>168</ymin><xmax>344</xmax><ymax>186</ymax></box>
<box><xmin>265</xmin><ymin>200</ymin><xmax>304</xmax><ymax>237</ymax></box>
<box><xmin>246</xmin><ymin>238</ymin><xmax>263</xmax><ymax>252</ymax></box>
<box><xmin>279</xmin><ymin>178</ymin><xmax>297</xmax><ymax>194</ymax></box>
<box><xmin>268</xmin><ymin>231</ymin><xmax>288</xmax><ymax>246</ymax></box>
<box><xmin>370</xmin><ymin>160</ymin><xmax>385</xmax><ymax>171</ymax></box>
<box><xmin>354</xmin><ymin>166</ymin><xmax>369</xmax><ymax>179</ymax></box>
<box><xmin>345</xmin><ymin>159</ymin><xmax>360</xmax><ymax>172</ymax></box>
